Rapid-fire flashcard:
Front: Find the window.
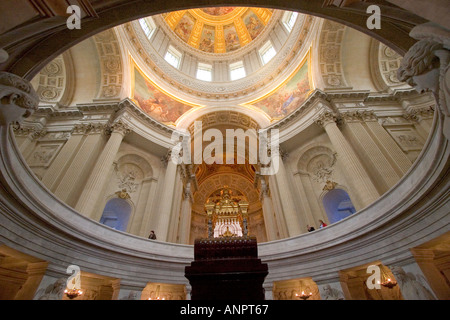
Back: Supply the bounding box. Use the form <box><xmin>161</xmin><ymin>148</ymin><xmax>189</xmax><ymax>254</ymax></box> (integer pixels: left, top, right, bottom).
<box><xmin>229</xmin><ymin>61</ymin><xmax>246</xmax><ymax>81</ymax></box>
<box><xmin>139</xmin><ymin>17</ymin><xmax>156</xmax><ymax>39</ymax></box>
<box><xmin>322</xmin><ymin>189</ymin><xmax>356</xmax><ymax>224</ymax></box>
<box><xmin>282</xmin><ymin>11</ymin><xmax>298</xmax><ymax>32</ymax></box>
<box><xmin>196</xmin><ymin>63</ymin><xmax>212</xmax><ymax>81</ymax></box>
<box><xmin>259</xmin><ymin>41</ymin><xmax>276</xmax><ymax>65</ymax></box>
<box><xmin>164</xmin><ymin>46</ymin><xmax>182</xmax><ymax>69</ymax></box>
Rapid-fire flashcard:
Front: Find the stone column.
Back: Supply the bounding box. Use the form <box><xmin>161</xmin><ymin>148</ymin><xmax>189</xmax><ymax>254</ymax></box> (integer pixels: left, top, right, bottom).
<box><xmin>293</xmin><ymin>171</ymin><xmax>319</xmax><ymax>230</ymax></box>
<box><xmin>315</xmin><ymin>111</ymin><xmax>379</xmax><ymax>210</ymax></box>
<box><xmin>267</xmin><ymin>174</ymin><xmax>289</xmax><ymax>239</ymax></box>
<box><xmin>411</xmin><ymin>248</ymin><xmax>450</xmax><ymax>300</ymax></box>
<box><xmin>367</xmin><ymin>118</ymin><xmax>412</xmax><ymax>175</ymax></box>
<box><xmin>178</xmin><ymin>182</ymin><xmax>193</xmax><ymax>244</ymax></box>
<box><xmin>116</xmin><ymin>282</ymin><xmax>148</xmax><ymax>300</ymax></box>
<box><xmin>75</xmin><ymin>120</ymin><xmax>131</xmax><ymax>220</ymax></box>
<box><xmin>259</xmin><ymin>179</ymin><xmax>278</xmax><ymax>241</ymax></box>
<box><xmin>153</xmin><ymin>152</ymin><xmax>179</xmax><ymax>242</ymax></box>
<box><xmin>272</xmin><ymin>152</ymin><xmax>303</xmax><ymax>237</ymax></box>
<box><xmin>263</xmin><ymin>281</ymin><xmax>274</xmax><ymax>300</ymax></box>
<box><xmin>341</xmin><ymin>110</ymin><xmax>402</xmax><ymax>193</ymax></box>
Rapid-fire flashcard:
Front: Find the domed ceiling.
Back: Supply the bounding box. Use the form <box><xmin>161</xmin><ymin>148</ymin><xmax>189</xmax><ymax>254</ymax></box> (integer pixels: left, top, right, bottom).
<box><xmin>163</xmin><ymin>7</ymin><xmax>273</xmax><ymax>53</ymax></box>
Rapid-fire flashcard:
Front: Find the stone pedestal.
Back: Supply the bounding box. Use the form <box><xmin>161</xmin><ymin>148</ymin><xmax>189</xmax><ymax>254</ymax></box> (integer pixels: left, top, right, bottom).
<box><xmin>185</xmin><ymin>236</ymin><xmax>268</xmax><ymax>300</ymax></box>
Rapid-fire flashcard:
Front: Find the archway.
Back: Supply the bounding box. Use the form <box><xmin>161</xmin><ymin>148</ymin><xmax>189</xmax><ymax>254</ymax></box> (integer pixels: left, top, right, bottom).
<box><xmin>322</xmin><ymin>189</ymin><xmax>356</xmax><ymax>224</ymax></box>
<box><xmin>1</xmin><ymin>1</ymin><xmax>424</xmax><ymax>79</ymax></box>
<box><xmin>99</xmin><ymin>197</ymin><xmax>133</xmax><ymax>231</ymax></box>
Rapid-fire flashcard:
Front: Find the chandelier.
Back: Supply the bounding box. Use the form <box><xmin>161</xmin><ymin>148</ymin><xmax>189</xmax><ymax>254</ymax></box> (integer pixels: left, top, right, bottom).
<box><xmin>148</xmin><ymin>284</ymin><xmax>165</xmax><ymax>300</ymax></box>
<box><xmin>378</xmin><ymin>266</ymin><xmax>398</xmax><ymax>289</ymax></box>
<box><xmin>64</xmin><ymin>288</ymin><xmax>83</xmax><ymax>299</ymax></box>
<box><xmin>295</xmin><ymin>290</ymin><xmax>312</xmax><ymax>300</ymax></box>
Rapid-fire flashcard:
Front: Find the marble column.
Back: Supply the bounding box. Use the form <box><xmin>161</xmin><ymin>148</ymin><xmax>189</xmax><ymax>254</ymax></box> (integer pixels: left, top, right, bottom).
<box><xmin>153</xmin><ymin>152</ymin><xmax>179</xmax><ymax>242</ymax></box>
<box><xmin>259</xmin><ymin>179</ymin><xmax>278</xmax><ymax>241</ymax></box>
<box><xmin>75</xmin><ymin>121</ymin><xmax>131</xmax><ymax>220</ymax></box>
<box><xmin>293</xmin><ymin>171</ymin><xmax>320</xmax><ymax>229</ymax></box>
<box><xmin>129</xmin><ymin>176</ymin><xmax>158</xmax><ymax>237</ymax></box>
<box><xmin>411</xmin><ymin>248</ymin><xmax>450</xmax><ymax>300</ymax></box>
<box><xmin>315</xmin><ymin>111</ymin><xmax>379</xmax><ymax>210</ymax></box>
<box><xmin>272</xmin><ymin>152</ymin><xmax>303</xmax><ymax>237</ymax></box>
<box><xmin>341</xmin><ymin>110</ymin><xmax>401</xmax><ymax>193</ymax></box>
<box><xmin>53</xmin><ymin>123</ymin><xmax>108</xmax><ymax>207</ymax></box>
<box><xmin>41</xmin><ymin>128</ymin><xmax>83</xmax><ymax>191</ymax></box>
<box><xmin>267</xmin><ymin>174</ymin><xmax>289</xmax><ymax>239</ymax></box>
<box><xmin>178</xmin><ymin>182</ymin><xmax>193</xmax><ymax>244</ymax></box>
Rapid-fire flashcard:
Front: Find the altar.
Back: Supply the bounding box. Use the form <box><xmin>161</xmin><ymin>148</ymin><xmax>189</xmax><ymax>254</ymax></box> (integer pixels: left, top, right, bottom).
<box><xmin>184</xmin><ymin>188</ymin><xmax>268</xmax><ymax>300</ymax></box>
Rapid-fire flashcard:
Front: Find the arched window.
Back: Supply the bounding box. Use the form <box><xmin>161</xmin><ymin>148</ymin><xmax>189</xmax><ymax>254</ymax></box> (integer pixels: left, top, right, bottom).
<box><xmin>99</xmin><ymin>198</ymin><xmax>132</xmax><ymax>231</ymax></box>
<box><xmin>322</xmin><ymin>189</ymin><xmax>356</xmax><ymax>224</ymax></box>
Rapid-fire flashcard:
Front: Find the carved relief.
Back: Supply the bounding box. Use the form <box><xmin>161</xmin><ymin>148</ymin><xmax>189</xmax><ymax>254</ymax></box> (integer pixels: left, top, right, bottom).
<box><xmin>379</xmin><ymin>43</ymin><xmax>404</xmax><ymax>86</ymax></box>
<box><xmin>93</xmin><ymin>29</ymin><xmax>123</xmax><ymax>100</ymax></box>
<box><xmin>318</xmin><ymin>20</ymin><xmax>349</xmax><ymax>89</ymax></box>
<box><xmin>28</xmin><ymin>143</ymin><xmax>62</xmax><ymax>168</ymax></box>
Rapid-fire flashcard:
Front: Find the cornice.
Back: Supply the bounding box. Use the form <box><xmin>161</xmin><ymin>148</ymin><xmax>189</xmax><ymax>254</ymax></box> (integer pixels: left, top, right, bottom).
<box><xmin>123</xmin><ymin>12</ymin><xmax>317</xmax><ymax>103</ymax></box>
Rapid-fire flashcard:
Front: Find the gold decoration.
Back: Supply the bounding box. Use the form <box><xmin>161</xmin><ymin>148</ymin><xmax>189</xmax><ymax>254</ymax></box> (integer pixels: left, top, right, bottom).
<box><xmin>323</xmin><ymin>180</ymin><xmax>337</xmax><ymax>191</ymax></box>
<box><xmin>116</xmin><ymin>189</ymin><xmax>130</xmax><ymax>199</ymax></box>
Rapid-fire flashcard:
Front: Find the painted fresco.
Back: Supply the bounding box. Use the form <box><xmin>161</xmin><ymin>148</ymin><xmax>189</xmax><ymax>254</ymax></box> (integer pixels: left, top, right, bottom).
<box><xmin>174</xmin><ymin>12</ymin><xmax>195</xmax><ymax>43</ymax></box>
<box><xmin>243</xmin><ymin>10</ymin><xmax>264</xmax><ymax>40</ymax></box>
<box><xmin>133</xmin><ymin>67</ymin><xmax>192</xmax><ymax>123</ymax></box>
<box><xmin>198</xmin><ymin>25</ymin><xmax>215</xmax><ymax>53</ymax></box>
<box><xmin>224</xmin><ymin>24</ymin><xmax>240</xmax><ymax>52</ymax></box>
<box><xmin>250</xmin><ymin>59</ymin><xmax>311</xmax><ymax>119</ymax></box>
<box><xmin>201</xmin><ymin>7</ymin><xmax>235</xmax><ymax>16</ymax></box>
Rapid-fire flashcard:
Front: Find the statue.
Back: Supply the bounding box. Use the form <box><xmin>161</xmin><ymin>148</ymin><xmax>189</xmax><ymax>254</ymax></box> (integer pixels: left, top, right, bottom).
<box><xmin>321</xmin><ymin>284</ymin><xmax>345</xmax><ymax>300</ymax></box>
<box><xmin>397</xmin><ymin>23</ymin><xmax>450</xmax><ymax>139</ymax></box>
<box><xmin>120</xmin><ymin>291</ymin><xmax>138</xmax><ymax>300</ymax></box>
<box><xmin>35</xmin><ymin>278</ymin><xmax>67</xmax><ymax>300</ymax></box>
<box><xmin>390</xmin><ymin>266</ymin><xmax>435</xmax><ymax>300</ymax></box>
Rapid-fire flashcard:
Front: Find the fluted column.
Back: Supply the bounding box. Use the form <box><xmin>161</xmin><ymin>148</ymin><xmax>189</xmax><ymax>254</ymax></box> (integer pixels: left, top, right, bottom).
<box><xmin>271</xmin><ymin>151</ymin><xmax>303</xmax><ymax>237</ymax></box>
<box><xmin>340</xmin><ymin>110</ymin><xmax>401</xmax><ymax>193</ymax></box>
<box><xmin>75</xmin><ymin>120</ymin><xmax>131</xmax><ymax>219</ymax></box>
<box><xmin>259</xmin><ymin>179</ymin><xmax>278</xmax><ymax>241</ymax></box>
<box><xmin>153</xmin><ymin>152</ymin><xmax>179</xmax><ymax>242</ymax></box>
<box><xmin>138</xmin><ymin>177</ymin><xmax>159</xmax><ymax>236</ymax></box>
<box><xmin>178</xmin><ymin>182</ymin><xmax>193</xmax><ymax>244</ymax></box>
<box><xmin>315</xmin><ymin>111</ymin><xmax>379</xmax><ymax>209</ymax></box>
<box><xmin>51</xmin><ymin>124</ymin><xmax>107</xmax><ymax>207</ymax></box>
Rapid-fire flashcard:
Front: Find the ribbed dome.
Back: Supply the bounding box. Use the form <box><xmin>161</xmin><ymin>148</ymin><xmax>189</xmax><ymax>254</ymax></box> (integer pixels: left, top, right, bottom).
<box><xmin>163</xmin><ymin>7</ymin><xmax>274</xmax><ymax>53</ymax></box>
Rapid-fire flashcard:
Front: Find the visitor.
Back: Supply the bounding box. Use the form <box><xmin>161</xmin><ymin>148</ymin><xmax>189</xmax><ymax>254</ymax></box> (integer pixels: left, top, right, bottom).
<box><xmin>319</xmin><ymin>220</ymin><xmax>327</xmax><ymax>229</ymax></box>
<box><xmin>148</xmin><ymin>230</ymin><xmax>156</xmax><ymax>240</ymax></box>
<box><xmin>307</xmin><ymin>225</ymin><xmax>315</xmax><ymax>232</ymax></box>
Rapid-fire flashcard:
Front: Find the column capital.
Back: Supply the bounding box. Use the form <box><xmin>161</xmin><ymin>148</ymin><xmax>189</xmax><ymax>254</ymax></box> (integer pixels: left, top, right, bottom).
<box><xmin>314</xmin><ymin>111</ymin><xmax>338</xmax><ymax>128</ymax></box>
<box><xmin>340</xmin><ymin>110</ymin><xmax>378</xmax><ymax>123</ymax></box>
<box><xmin>0</xmin><ymin>72</ymin><xmax>39</xmax><ymax>125</ymax></box>
<box><xmin>109</xmin><ymin>120</ymin><xmax>131</xmax><ymax>136</ymax></box>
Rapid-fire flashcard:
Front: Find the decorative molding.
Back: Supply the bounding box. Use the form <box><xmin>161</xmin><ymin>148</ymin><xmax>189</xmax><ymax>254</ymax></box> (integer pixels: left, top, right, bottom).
<box><xmin>124</xmin><ymin>13</ymin><xmax>316</xmax><ymax>102</ymax></box>
<box><xmin>0</xmin><ymin>72</ymin><xmax>40</xmax><ymax>124</ymax></box>
<box><xmin>93</xmin><ymin>29</ymin><xmax>124</xmax><ymax>100</ymax></box>
<box><xmin>318</xmin><ymin>20</ymin><xmax>350</xmax><ymax>89</ymax></box>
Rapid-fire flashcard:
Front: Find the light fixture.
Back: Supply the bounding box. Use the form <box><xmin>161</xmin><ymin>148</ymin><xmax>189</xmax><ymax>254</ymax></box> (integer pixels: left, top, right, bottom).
<box><xmin>378</xmin><ymin>265</ymin><xmax>398</xmax><ymax>289</ymax></box>
<box><xmin>64</xmin><ymin>288</ymin><xmax>83</xmax><ymax>299</ymax></box>
<box><xmin>295</xmin><ymin>290</ymin><xmax>312</xmax><ymax>300</ymax></box>
<box><xmin>148</xmin><ymin>284</ymin><xmax>165</xmax><ymax>300</ymax></box>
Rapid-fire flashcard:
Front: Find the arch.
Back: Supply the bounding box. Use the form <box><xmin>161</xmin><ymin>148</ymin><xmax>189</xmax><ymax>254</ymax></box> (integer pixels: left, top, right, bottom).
<box><xmin>99</xmin><ymin>197</ymin><xmax>133</xmax><ymax>231</ymax></box>
<box><xmin>322</xmin><ymin>188</ymin><xmax>356</xmax><ymax>224</ymax></box>
<box><xmin>2</xmin><ymin>1</ymin><xmax>422</xmax><ymax>80</ymax></box>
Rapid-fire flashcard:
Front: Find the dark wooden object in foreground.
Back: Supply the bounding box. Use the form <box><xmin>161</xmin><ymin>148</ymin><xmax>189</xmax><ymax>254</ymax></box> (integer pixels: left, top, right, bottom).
<box><xmin>185</xmin><ymin>236</ymin><xmax>268</xmax><ymax>300</ymax></box>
